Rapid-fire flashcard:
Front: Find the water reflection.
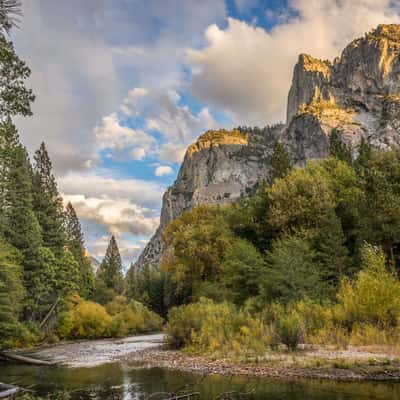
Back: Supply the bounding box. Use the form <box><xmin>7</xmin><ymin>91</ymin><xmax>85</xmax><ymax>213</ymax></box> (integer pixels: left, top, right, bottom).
<box><xmin>1</xmin><ymin>361</ymin><xmax>400</xmax><ymax>400</ymax></box>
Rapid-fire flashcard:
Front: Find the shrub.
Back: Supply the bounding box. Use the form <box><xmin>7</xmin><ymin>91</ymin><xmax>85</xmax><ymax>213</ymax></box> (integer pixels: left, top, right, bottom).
<box><xmin>273</xmin><ymin>312</ymin><xmax>303</xmax><ymax>351</ymax></box>
<box><xmin>335</xmin><ymin>244</ymin><xmax>400</xmax><ymax>329</ymax></box>
<box><xmin>309</xmin><ymin>321</ymin><xmax>349</xmax><ymax>348</ymax></box>
<box><xmin>349</xmin><ymin>323</ymin><xmax>394</xmax><ymax>346</ymax></box>
<box><xmin>57</xmin><ymin>295</ymin><xmax>162</xmax><ymax>340</ymax></box>
<box><xmin>166</xmin><ymin>298</ymin><xmax>268</xmax><ymax>355</ymax></box>
<box><xmin>57</xmin><ymin>296</ymin><xmax>112</xmax><ymax>339</ymax></box>
<box><xmin>293</xmin><ymin>298</ymin><xmax>329</xmax><ymax>338</ymax></box>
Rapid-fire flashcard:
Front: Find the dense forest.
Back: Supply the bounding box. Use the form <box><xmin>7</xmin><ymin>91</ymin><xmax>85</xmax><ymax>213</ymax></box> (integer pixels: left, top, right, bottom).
<box><xmin>0</xmin><ymin>3</ymin><xmax>161</xmax><ymax>350</ymax></box>
<box><xmin>128</xmin><ymin>136</ymin><xmax>400</xmax><ymax>353</ymax></box>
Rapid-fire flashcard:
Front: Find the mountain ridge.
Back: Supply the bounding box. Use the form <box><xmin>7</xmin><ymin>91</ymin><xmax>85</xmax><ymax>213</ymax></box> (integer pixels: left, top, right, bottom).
<box><xmin>132</xmin><ymin>24</ymin><xmax>400</xmax><ymax>271</ymax></box>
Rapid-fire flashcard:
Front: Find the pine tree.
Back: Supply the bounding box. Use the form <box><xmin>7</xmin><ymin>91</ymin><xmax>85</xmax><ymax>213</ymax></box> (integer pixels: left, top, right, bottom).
<box><xmin>64</xmin><ymin>202</ymin><xmax>94</xmax><ymax>297</ymax></box>
<box><xmin>0</xmin><ymin>239</ymin><xmax>24</xmax><ymax>348</ymax></box>
<box><xmin>0</xmin><ymin>120</ymin><xmax>60</xmax><ymax>320</ymax></box>
<box><xmin>271</xmin><ymin>141</ymin><xmax>291</xmax><ymax>182</ymax></box>
<box><xmin>329</xmin><ymin>129</ymin><xmax>352</xmax><ymax>163</ymax></box>
<box><xmin>95</xmin><ymin>235</ymin><xmax>124</xmax><ymax>304</ymax></box>
<box><xmin>355</xmin><ymin>137</ymin><xmax>371</xmax><ymax>176</ymax></box>
<box><xmin>0</xmin><ymin>32</ymin><xmax>34</xmax><ymax>119</ymax></box>
<box><xmin>1</xmin><ymin>122</ymin><xmax>42</xmax><ymax>254</ymax></box>
<box><xmin>312</xmin><ymin>211</ymin><xmax>349</xmax><ymax>292</ymax></box>
<box><xmin>57</xmin><ymin>249</ymin><xmax>80</xmax><ymax>296</ymax></box>
<box><xmin>32</xmin><ymin>142</ymin><xmax>65</xmax><ymax>255</ymax></box>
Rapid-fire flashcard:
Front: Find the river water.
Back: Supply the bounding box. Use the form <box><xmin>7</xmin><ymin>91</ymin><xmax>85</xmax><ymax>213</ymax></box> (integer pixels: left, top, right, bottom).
<box><xmin>1</xmin><ymin>334</ymin><xmax>400</xmax><ymax>399</ymax></box>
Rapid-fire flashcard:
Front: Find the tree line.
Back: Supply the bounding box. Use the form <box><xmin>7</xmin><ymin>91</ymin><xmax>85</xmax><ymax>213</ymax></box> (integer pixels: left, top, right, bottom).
<box><xmin>154</xmin><ymin>136</ymin><xmax>400</xmax><ymax>352</ymax></box>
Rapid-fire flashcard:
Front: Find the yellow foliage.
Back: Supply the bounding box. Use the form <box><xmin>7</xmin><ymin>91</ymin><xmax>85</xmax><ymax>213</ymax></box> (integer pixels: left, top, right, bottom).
<box><xmin>57</xmin><ymin>295</ymin><xmax>162</xmax><ymax>340</ymax></box>
<box><xmin>166</xmin><ymin>298</ymin><xmax>268</xmax><ymax>356</ymax></box>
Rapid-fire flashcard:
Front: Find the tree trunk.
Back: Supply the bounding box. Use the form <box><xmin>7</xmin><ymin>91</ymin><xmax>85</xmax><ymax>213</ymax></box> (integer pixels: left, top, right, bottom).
<box><xmin>0</xmin><ymin>351</ymin><xmax>56</xmax><ymax>366</ymax></box>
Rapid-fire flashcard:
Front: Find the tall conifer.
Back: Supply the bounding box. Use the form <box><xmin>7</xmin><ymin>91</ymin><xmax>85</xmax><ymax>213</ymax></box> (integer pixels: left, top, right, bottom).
<box><xmin>271</xmin><ymin>141</ymin><xmax>291</xmax><ymax>182</ymax></box>
<box><xmin>95</xmin><ymin>235</ymin><xmax>124</xmax><ymax>303</ymax></box>
<box><xmin>65</xmin><ymin>202</ymin><xmax>94</xmax><ymax>297</ymax></box>
<box><xmin>32</xmin><ymin>142</ymin><xmax>65</xmax><ymax>255</ymax></box>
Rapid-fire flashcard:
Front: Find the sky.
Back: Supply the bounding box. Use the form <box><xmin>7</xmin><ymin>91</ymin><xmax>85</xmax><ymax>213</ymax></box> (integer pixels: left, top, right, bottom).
<box><xmin>11</xmin><ymin>0</ymin><xmax>400</xmax><ymax>267</ymax></box>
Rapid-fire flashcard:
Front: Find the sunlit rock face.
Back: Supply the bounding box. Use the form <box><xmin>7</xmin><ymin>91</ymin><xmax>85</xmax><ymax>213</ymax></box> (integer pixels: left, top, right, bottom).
<box><xmin>283</xmin><ymin>24</ymin><xmax>400</xmax><ymax>164</ymax></box>
<box><xmin>133</xmin><ymin>24</ymin><xmax>400</xmax><ymax>270</ymax></box>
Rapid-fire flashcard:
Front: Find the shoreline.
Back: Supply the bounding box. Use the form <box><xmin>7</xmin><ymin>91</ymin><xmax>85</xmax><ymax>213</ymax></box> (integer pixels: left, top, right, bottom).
<box><xmin>8</xmin><ymin>335</ymin><xmax>400</xmax><ymax>381</ymax></box>
<box><xmin>124</xmin><ymin>346</ymin><xmax>400</xmax><ymax>382</ymax></box>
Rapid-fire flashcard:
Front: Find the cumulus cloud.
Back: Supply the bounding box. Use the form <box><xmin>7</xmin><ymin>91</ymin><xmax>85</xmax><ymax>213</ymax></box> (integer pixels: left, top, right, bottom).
<box><xmin>186</xmin><ymin>0</ymin><xmax>400</xmax><ymax>125</ymax></box>
<box><xmin>146</xmin><ymin>94</ymin><xmax>216</xmax><ymax>144</ymax></box>
<box><xmin>117</xmin><ymin>87</ymin><xmax>218</xmax><ymax>163</ymax></box>
<box><xmin>63</xmin><ymin>194</ymin><xmax>159</xmax><ymax>237</ymax></box>
<box><xmin>58</xmin><ymin>173</ymin><xmax>164</xmax><ymax>208</ymax></box>
<box><xmin>94</xmin><ymin>112</ymin><xmax>155</xmax><ymax>161</ymax></box>
<box><xmin>155</xmin><ymin>165</ymin><xmax>174</xmax><ymax>177</ymax></box>
<box><xmin>158</xmin><ymin>142</ymin><xmax>188</xmax><ymax>164</ymax></box>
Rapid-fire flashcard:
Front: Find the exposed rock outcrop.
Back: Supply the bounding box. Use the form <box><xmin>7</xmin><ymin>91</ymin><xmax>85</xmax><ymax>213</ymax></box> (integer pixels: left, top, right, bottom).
<box><xmin>134</xmin><ymin>126</ymin><xmax>283</xmax><ymax>268</ymax></box>
<box><xmin>133</xmin><ymin>24</ymin><xmax>400</xmax><ymax>270</ymax></box>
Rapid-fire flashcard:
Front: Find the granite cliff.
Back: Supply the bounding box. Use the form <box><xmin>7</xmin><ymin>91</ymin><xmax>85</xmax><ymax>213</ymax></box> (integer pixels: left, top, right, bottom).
<box><xmin>133</xmin><ymin>24</ymin><xmax>400</xmax><ymax>270</ymax></box>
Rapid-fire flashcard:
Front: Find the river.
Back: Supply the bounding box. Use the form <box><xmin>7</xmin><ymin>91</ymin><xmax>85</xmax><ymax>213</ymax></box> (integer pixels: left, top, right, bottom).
<box><xmin>1</xmin><ymin>334</ymin><xmax>400</xmax><ymax>399</ymax></box>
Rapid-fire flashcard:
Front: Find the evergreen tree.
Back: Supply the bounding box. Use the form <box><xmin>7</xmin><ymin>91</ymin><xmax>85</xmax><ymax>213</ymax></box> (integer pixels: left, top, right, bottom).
<box><xmin>328</xmin><ymin>129</ymin><xmax>352</xmax><ymax>163</ymax></box>
<box><xmin>355</xmin><ymin>137</ymin><xmax>371</xmax><ymax>173</ymax></box>
<box><xmin>0</xmin><ymin>32</ymin><xmax>34</xmax><ymax>119</ymax></box>
<box><xmin>263</xmin><ymin>235</ymin><xmax>322</xmax><ymax>304</ymax></box>
<box><xmin>221</xmin><ymin>238</ymin><xmax>266</xmax><ymax>305</ymax></box>
<box><xmin>312</xmin><ymin>211</ymin><xmax>350</xmax><ymax>292</ymax></box>
<box><xmin>57</xmin><ymin>248</ymin><xmax>80</xmax><ymax>296</ymax></box>
<box><xmin>25</xmin><ymin>246</ymin><xmax>57</xmax><ymax>321</ymax></box>
<box><xmin>0</xmin><ymin>239</ymin><xmax>24</xmax><ymax>348</ymax></box>
<box><xmin>32</xmin><ymin>142</ymin><xmax>65</xmax><ymax>255</ymax></box>
<box><xmin>64</xmin><ymin>202</ymin><xmax>94</xmax><ymax>297</ymax></box>
<box><xmin>271</xmin><ymin>141</ymin><xmax>291</xmax><ymax>182</ymax></box>
<box><xmin>95</xmin><ymin>235</ymin><xmax>124</xmax><ymax>304</ymax></box>
<box><xmin>1</xmin><ymin>122</ymin><xmax>42</xmax><ymax>254</ymax></box>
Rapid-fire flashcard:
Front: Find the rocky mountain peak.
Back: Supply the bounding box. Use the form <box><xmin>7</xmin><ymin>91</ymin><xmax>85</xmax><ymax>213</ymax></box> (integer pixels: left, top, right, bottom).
<box><xmin>133</xmin><ymin>24</ymin><xmax>400</xmax><ymax>271</ymax></box>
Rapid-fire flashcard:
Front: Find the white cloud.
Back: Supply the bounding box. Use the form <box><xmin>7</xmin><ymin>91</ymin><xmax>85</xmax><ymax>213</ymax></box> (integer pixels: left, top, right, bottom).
<box><xmin>94</xmin><ymin>112</ymin><xmax>155</xmax><ymax>161</ymax></box>
<box><xmin>114</xmin><ymin>87</ymin><xmax>218</xmax><ymax>163</ymax></box>
<box><xmin>58</xmin><ymin>173</ymin><xmax>164</xmax><ymax>208</ymax></box>
<box><xmin>120</xmin><ymin>87</ymin><xmax>148</xmax><ymax>117</ymax></box>
<box><xmin>186</xmin><ymin>0</ymin><xmax>400</xmax><ymax>125</ymax></box>
<box><xmin>64</xmin><ymin>194</ymin><xmax>159</xmax><ymax>238</ymax></box>
<box><xmin>155</xmin><ymin>165</ymin><xmax>174</xmax><ymax>177</ymax></box>
<box><xmin>158</xmin><ymin>142</ymin><xmax>188</xmax><ymax>164</ymax></box>
<box><xmin>13</xmin><ymin>0</ymin><xmax>226</xmax><ymax>174</ymax></box>
<box><xmin>130</xmin><ymin>147</ymin><xmax>146</xmax><ymax>160</ymax></box>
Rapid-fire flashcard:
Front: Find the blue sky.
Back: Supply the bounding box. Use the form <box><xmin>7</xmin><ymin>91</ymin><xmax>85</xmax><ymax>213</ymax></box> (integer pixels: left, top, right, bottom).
<box><xmin>12</xmin><ymin>0</ymin><xmax>400</xmax><ymax>266</ymax></box>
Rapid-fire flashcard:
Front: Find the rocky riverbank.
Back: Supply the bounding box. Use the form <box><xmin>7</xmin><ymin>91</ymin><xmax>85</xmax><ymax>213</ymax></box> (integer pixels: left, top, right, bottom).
<box><xmin>18</xmin><ymin>333</ymin><xmax>165</xmax><ymax>368</ymax></box>
<box><xmin>125</xmin><ymin>346</ymin><xmax>400</xmax><ymax>381</ymax></box>
<box><xmin>14</xmin><ymin>334</ymin><xmax>400</xmax><ymax>381</ymax></box>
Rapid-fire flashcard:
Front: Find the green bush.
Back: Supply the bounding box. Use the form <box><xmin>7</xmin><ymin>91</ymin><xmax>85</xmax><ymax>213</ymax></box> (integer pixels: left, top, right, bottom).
<box><xmin>273</xmin><ymin>312</ymin><xmax>303</xmax><ymax>351</ymax></box>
